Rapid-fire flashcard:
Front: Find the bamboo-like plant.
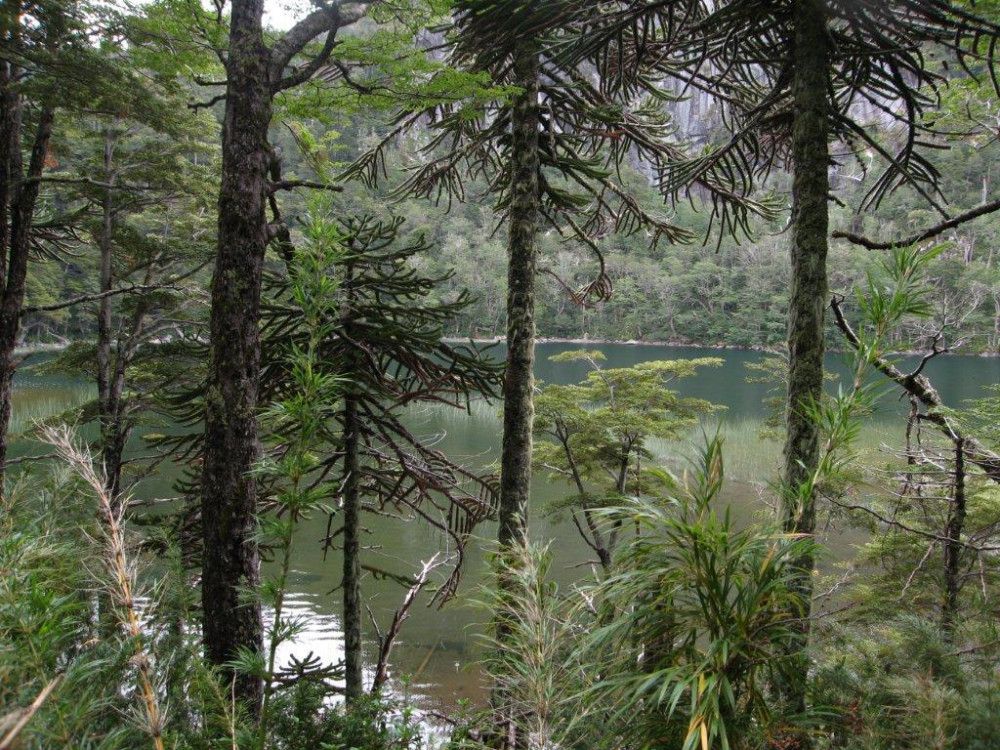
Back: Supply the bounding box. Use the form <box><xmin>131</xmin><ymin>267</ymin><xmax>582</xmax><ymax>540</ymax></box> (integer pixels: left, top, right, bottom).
<box><xmin>246</xmin><ymin>200</ymin><xmax>346</xmax><ymax>749</ymax></box>
<box><xmin>580</xmin><ymin>437</ymin><xmax>817</xmax><ymax>750</ymax></box>
<box><xmin>477</xmin><ymin>541</ymin><xmax>589</xmax><ymax>750</ymax></box>
<box><xmin>42</xmin><ymin>425</ymin><xmax>165</xmax><ymax>750</ymax></box>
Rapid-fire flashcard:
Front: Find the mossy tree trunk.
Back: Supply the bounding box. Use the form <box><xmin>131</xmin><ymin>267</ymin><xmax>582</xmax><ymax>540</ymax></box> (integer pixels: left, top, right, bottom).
<box><xmin>200</xmin><ymin>0</ymin><xmax>270</xmax><ymax>714</ymax></box>
<box><xmin>498</xmin><ymin>39</ymin><xmax>541</xmax><ymax>551</ymax></box>
<box><xmin>494</xmin><ymin>36</ymin><xmax>541</xmax><ymax>750</ymax></box>
<box><xmin>781</xmin><ymin>0</ymin><xmax>831</xmax><ymax>719</ymax></box>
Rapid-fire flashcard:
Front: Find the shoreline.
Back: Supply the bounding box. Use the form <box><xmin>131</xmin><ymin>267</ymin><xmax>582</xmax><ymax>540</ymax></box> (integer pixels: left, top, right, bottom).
<box><xmin>14</xmin><ymin>342</ymin><xmax>70</xmax><ymax>356</ymax></box>
<box><xmin>445</xmin><ymin>336</ymin><xmax>998</xmax><ymax>358</ymax></box>
<box><xmin>22</xmin><ymin>336</ymin><xmax>1000</xmax><ymax>359</ymax></box>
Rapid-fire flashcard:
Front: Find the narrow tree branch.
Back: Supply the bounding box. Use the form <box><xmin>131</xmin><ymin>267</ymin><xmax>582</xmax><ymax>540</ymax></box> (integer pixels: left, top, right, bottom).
<box><xmin>188</xmin><ymin>93</ymin><xmax>227</xmax><ymax>111</ymax></box>
<box><xmin>0</xmin><ymin>675</ymin><xmax>63</xmax><ymax>750</ymax></box>
<box><xmin>21</xmin><ymin>283</ymin><xmax>180</xmax><ymax>315</ymax></box>
<box><xmin>26</xmin><ymin>176</ymin><xmax>159</xmax><ymax>191</ymax></box>
<box><xmin>832</xmin><ymin>196</ymin><xmax>1000</xmax><ymax>249</ymax></box>
<box><xmin>268</xmin><ymin>179</ymin><xmax>343</xmax><ymax>194</ymax></box>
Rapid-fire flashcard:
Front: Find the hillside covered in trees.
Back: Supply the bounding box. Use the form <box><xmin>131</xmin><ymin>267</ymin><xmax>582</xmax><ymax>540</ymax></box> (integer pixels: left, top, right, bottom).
<box><xmin>22</xmin><ymin>99</ymin><xmax>1000</xmax><ymax>352</ymax></box>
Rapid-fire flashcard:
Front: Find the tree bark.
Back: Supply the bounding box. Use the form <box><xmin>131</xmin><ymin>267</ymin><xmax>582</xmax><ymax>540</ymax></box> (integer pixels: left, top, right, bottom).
<box><xmin>498</xmin><ymin>39</ymin><xmax>541</xmax><ymax>550</ymax></box>
<box><xmin>781</xmin><ymin>0</ymin><xmax>830</xmax><ymax>718</ymax></box>
<box><xmin>941</xmin><ymin>438</ymin><xmax>966</xmax><ymax>640</ymax></box>
<box><xmin>0</xmin><ymin>103</ymin><xmax>54</xmax><ymax>497</ymax></box>
<box><xmin>342</xmin><ymin>259</ymin><xmax>363</xmax><ymax>702</ymax></box>
<box><xmin>95</xmin><ymin>125</ymin><xmax>126</xmax><ymax>504</ymax></box>
<box><xmin>200</xmin><ymin>0</ymin><xmax>270</xmax><ymax>712</ymax></box>
<box><xmin>342</xmin><ymin>392</ymin><xmax>363</xmax><ymax>700</ymax></box>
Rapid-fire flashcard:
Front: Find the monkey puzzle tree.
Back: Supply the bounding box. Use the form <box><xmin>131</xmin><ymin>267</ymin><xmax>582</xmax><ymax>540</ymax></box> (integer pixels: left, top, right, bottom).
<box><xmin>538</xmin><ymin>0</ymin><xmax>1000</xmax><ymax>721</ymax></box>
<box><xmin>347</xmin><ymin>0</ymin><xmax>777</xmax><ymax>562</ymax></box>
<box><xmin>673</xmin><ymin>0</ymin><xmax>1000</xmax><ymax>719</ymax></box>
<box><xmin>259</xmin><ymin>210</ymin><xmax>502</xmax><ymax>702</ymax></box>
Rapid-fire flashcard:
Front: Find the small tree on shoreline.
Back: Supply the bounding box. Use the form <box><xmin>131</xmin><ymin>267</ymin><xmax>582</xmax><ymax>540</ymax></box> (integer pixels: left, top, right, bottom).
<box><xmin>533</xmin><ymin>349</ymin><xmax>722</xmax><ymax>571</ymax></box>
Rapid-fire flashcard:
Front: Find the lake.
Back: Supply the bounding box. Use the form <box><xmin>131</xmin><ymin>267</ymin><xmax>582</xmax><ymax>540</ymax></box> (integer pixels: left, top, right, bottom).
<box><xmin>10</xmin><ymin>342</ymin><xmax>1000</xmax><ymax>711</ymax></box>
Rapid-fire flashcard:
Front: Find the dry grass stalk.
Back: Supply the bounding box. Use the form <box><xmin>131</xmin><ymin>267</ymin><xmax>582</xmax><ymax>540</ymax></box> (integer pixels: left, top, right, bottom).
<box><xmin>0</xmin><ymin>675</ymin><xmax>62</xmax><ymax>750</ymax></box>
<box><xmin>42</xmin><ymin>424</ymin><xmax>165</xmax><ymax>750</ymax></box>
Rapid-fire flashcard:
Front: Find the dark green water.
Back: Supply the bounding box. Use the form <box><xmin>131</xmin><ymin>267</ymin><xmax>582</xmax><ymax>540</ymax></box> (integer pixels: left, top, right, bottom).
<box><xmin>11</xmin><ymin>343</ymin><xmax>1000</xmax><ymax>710</ymax></box>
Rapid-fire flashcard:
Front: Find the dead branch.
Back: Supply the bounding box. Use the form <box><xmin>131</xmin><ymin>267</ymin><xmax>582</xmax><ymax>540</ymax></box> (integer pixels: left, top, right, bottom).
<box><xmin>831</xmin><ymin>295</ymin><xmax>1000</xmax><ymax>482</ymax></box>
<box><xmin>21</xmin><ymin>283</ymin><xmax>181</xmax><ymax>315</ymax></box>
<box><xmin>832</xmin><ymin>195</ymin><xmax>1000</xmax><ymax>250</ymax></box>
<box><xmin>370</xmin><ymin>554</ymin><xmax>442</xmax><ymax>694</ymax></box>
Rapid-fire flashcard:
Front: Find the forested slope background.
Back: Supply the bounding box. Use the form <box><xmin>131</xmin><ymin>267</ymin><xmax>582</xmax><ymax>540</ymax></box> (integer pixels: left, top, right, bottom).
<box><xmin>23</xmin><ymin>89</ymin><xmax>1000</xmax><ymax>353</ymax></box>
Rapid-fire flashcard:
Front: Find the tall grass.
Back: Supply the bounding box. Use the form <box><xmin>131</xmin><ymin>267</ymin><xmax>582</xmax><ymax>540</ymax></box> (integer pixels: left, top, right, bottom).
<box><xmin>641</xmin><ymin>415</ymin><xmax>902</xmax><ymax>485</ymax></box>
<box><xmin>42</xmin><ymin>425</ymin><xmax>165</xmax><ymax>750</ymax></box>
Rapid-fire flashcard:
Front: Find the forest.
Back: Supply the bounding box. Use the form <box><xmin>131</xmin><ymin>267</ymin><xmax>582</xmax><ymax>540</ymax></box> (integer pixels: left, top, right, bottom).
<box><xmin>6</xmin><ymin>1</ymin><xmax>1000</xmax><ymax>749</ymax></box>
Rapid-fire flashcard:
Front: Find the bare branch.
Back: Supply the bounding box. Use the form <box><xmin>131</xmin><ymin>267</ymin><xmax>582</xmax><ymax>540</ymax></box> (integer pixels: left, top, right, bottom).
<box><xmin>268</xmin><ymin>179</ymin><xmax>343</xmax><ymax>194</ymax></box>
<box><xmin>26</xmin><ymin>176</ymin><xmax>160</xmax><ymax>191</ymax></box>
<box><xmin>21</xmin><ymin>283</ymin><xmax>183</xmax><ymax>315</ymax></box>
<box><xmin>370</xmin><ymin>554</ymin><xmax>441</xmax><ymax>694</ymax></box>
<box><xmin>833</xmin><ymin>196</ymin><xmax>1000</xmax><ymax>250</ymax></box>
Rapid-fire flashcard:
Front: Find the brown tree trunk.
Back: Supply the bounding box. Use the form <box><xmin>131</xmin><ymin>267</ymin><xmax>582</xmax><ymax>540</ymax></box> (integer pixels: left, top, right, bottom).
<box><xmin>0</xmin><ymin>103</ymin><xmax>54</xmax><ymax>496</ymax></box>
<box><xmin>200</xmin><ymin>0</ymin><xmax>270</xmax><ymax>713</ymax></box>
<box><xmin>941</xmin><ymin>438</ymin><xmax>966</xmax><ymax>640</ymax></box>
<box><xmin>342</xmin><ymin>258</ymin><xmax>363</xmax><ymax>702</ymax></box>
<box><xmin>781</xmin><ymin>0</ymin><xmax>831</xmax><ymax>719</ymax></box>
<box><xmin>498</xmin><ymin>39</ymin><xmax>540</xmax><ymax>550</ymax></box>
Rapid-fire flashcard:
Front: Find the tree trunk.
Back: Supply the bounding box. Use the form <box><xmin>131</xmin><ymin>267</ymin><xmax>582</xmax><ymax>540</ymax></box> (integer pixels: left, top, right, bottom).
<box><xmin>200</xmin><ymin>0</ymin><xmax>270</xmax><ymax>713</ymax></box>
<box><xmin>96</xmin><ymin>126</ymin><xmax>122</xmax><ymax>503</ymax></box>
<box><xmin>493</xmin><ymin>38</ymin><xmax>541</xmax><ymax>750</ymax></box>
<box><xmin>342</xmin><ymin>393</ymin><xmax>363</xmax><ymax>700</ymax></box>
<box><xmin>342</xmin><ymin>260</ymin><xmax>364</xmax><ymax>702</ymax></box>
<box><xmin>0</xmin><ymin>104</ymin><xmax>54</xmax><ymax>496</ymax></box>
<box><xmin>941</xmin><ymin>438</ymin><xmax>966</xmax><ymax>640</ymax></box>
<box><xmin>781</xmin><ymin>0</ymin><xmax>831</xmax><ymax>718</ymax></box>
<box><xmin>498</xmin><ymin>39</ymin><xmax>540</xmax><ymax>550</ymax></box>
